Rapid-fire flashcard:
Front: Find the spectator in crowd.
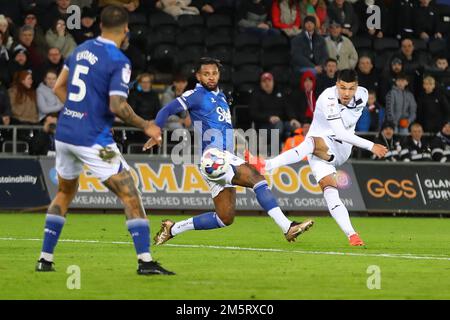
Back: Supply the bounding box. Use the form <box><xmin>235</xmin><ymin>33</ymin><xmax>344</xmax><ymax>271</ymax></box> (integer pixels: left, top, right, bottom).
<box><xmin>0</xmin><ymin>31</ymin><xmax>10</xmax><ymax>82</ymax></box>
<box><xmin>18</xmin><ymin>25</ymin><xmax>47</xmax><ymax>70</ymax></box>
<box><xmin>35</xmin><ymin>47</ymin><xmax>64</xmax><ymax>85</ymax></box>
<box><xmin>385</xmin><ymin>73</ymin><xmax>417</xmax><ymax>134</ymax></box>
<box><xmin>425</xmin><ymin>55</ymin><xmax>450</xmax><ymax>73</ymax></box>
<box><xmin>8</xmin><ymin>70</ymin><xmax>39</xmax><ymax>124</ymax></box>
<box><xmin>45</xmin><ymin>18</ymin><xmax>77</xmax><ymax>58</ymax></box>
<box><xmin>237</xmin><ymin>0</ymin><xmax>280</xmax><ymax>37</ymax></box>
<box><xmin>43</xmin><ymin>0</ymin><xmax>72</xmax><ymax>32</ymax></box>
<box><xmin>290</xmin><ymin>15</ymin><xmax>328</xmax><ymax>76</ymax></box>
<box><xmin>99</xmin><ymin>0</ymin><xmax>139</xmax><ymax>12</ymax></box>
<box><xmin>316</xmin><ymin>58</ymin><xmax>337</xmax><ymax>95</ymax></box>
<box><xmin>0</xmin><ymin>1</ymin><xmax>22</xmax><ymax>25</ymax></box>
<box><xmin>29</xmin><ymin>114</ymin><xmax>57</xmax><ymax>156</ymax></box>
<box><xmin>161</xmin><ymin>74</ymin><xmax>190</xmax><ymax>129</ymax></box>
<box><xmin>288</xmin><ymin>70</ymin><xmax>316</xmax><ymax>126</ymax></box>
<box><xmin>379</xmin><ymin>57</ymin><xmax>412</xmax><ymax>105</ymax></box>
<box><xmin>0</xmin><ymin>14</ymin><xmax>14</xmax><ymax>50</ymax></box>
<box><xmin>430</xmin><ymin>121</ymin><xmax>450</xmax><ymax>162</ymax></box>
<box><xmin>129</xmin><ymin>73</ymin><xmax>161</xmax><ymax>121</ymax></box>
<box><xmin>400</xmin><ymin>122</ymin><xmax>432</xmax><ymax>161</ymax></box>
<box><xmin>327</xmin><ymin>0</ymin><xmax>359</xmax><ymax>38</ymax></box>
<box><xmin>192</xmin><ymin>0</ymin><xmax>237</xmax><ymax>15</ymax></box>
<box><xmin>393</xmin><ymin>0</ymin><xmax>415</xmax><ymax>39</ymax></box>
<box><xmin>356</xmin><ymin>90</ymin><xmax>384</xmax><ymax>132</ymax></box>
<box><xmin>356</xmin><ymin>55</ymin><xmax>379</xmax><ymax>93</ymax></box>
<box><xmin>417</xmin><ymin>75</ymin><xmax>450</xmax><ymax>133</ymax></box>
<box><xmin>249</xmin><ymin>72</ymin><xmax>289</xmax><ymax>148</ymax></box>
<box><xmin>354</xmin><ymin>0</ymin><xmax>395</xmax><ymax>38</ymax></box>
<box><xmin>299</xmin><ymin>0</ymin><xmax>328</xmax><ymax>34</ymax></box>
<box><xmin>71</xmin><ymin>0</ymin><xmax>97</xmax><ymax>9</ymax></box>
<box><xmin>413</xmin><ymin>0</ymin><xmax>443</xmax><ymax>41</ymax></box>
<box><xmin>0</xmin><ymin>83</ymin><xmax>11</xmax><ymax>125</ymax></box>
<box><xmin>36</xmin><ymin>69</ymin><xmax>63</xmax><ymax>122</ymax></box>
<box><xmin>71</xmin><ymin>6</ymin><xmax>100</xmax><ymax>44</ymax></box>
<box><xmin>155</xmin><ymin>0</ymin><xmax>200</xmax><ymax>17</ymax></box>
<box><xmin>271</xmin><ymin>0</ymin><xmax>302</xmax><ymax>38</ymax></box>
<box><xmin>391</xmin><ymin>38</ymin><xmax>430</xmax><ymax>79</ymax></box>
<box><xmin>6</xmin><ymin>45</ymin><xmax>32</xmax><ymax>87</ymax></box>
<box><xmin>325</xmin><ymin>20</ymin><xmax>358</xmax><ymax>71</ymax></box>
<box><xmin>23</xmin><ymin>9</ymin><xmax>47</xmax><ymax>53</ymax></box>
<box><xmin>371</xmin><ymin>121</ymin><xmax>402</xmax><ymax>161</ymax></box>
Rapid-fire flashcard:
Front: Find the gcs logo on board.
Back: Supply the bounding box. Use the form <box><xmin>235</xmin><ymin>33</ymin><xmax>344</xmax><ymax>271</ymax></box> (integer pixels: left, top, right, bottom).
<box><xmin>367</xmin><ymin>178</ymin><xmax>417</xmax><ymax>199</ymax></box>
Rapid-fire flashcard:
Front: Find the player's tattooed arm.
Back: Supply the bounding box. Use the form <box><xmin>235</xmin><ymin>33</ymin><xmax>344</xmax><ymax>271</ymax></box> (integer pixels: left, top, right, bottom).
<box><xmin>109</xmin><ymin>95</ymin><xmax>148</xmax><ymax>130</ymax></box>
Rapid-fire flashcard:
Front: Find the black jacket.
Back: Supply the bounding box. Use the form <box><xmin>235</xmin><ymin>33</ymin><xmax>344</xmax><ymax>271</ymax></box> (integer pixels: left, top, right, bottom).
<box><xmin>400</xmin><ymin>136</ymin><xmax>432</xmax><ymax>161</ymax></box>
<box><xmin>357</xmin><ymin>69</ymin><xmax>380</xmax><ymax>93</ymax></box>
<box><xmin>129</xmin><ymin>90</ymin><xmax>161</xmax><ymax>121</ymax></box>
<box><xmin>430</xmin><ymin>131</ymin><xmax>450</xmax><ymax>163</ymax></box>
<box><xmin>0</xmin><ymin>85</ymin><xmax>11</xmax><ymax>120</ymax></box>
<box><xmin>249</xmin><ymin>87</ymin><xmax>289</xmax><ymax>128</ymax></box>
<box><xmin>413</xmin><ymin>4</ymin><xmax>442</xmax><ymax>38</ymax></box>
<box><xmin>327</xmin><ymin>1</ymin><xmax>359</xmax><ymax>35</ymax></box>
<box><xmin>316</xmin><ymin>74</ymin><xmax>336</xmax><ymax>96</ymax></box>
<box><xmin>372</xmin><ymin>133</ymin><xmax>402</xmax><ymax>161</ymax></box>
<box><xmin>417</xmin><ymin>90</ymin><xmax>450</xmax><ymax>133</ymax></box>
<box><xmin>291</xmin><ymin>31</ymin><xmax>328</xmax><ymax>70</ymax></box>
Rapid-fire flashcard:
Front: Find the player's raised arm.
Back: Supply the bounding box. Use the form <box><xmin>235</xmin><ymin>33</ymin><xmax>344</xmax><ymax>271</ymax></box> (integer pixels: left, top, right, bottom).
<box><xmin>53</xmin><ymin>68</ymin><xmax>69</xmax><ymax>104</ymax></box>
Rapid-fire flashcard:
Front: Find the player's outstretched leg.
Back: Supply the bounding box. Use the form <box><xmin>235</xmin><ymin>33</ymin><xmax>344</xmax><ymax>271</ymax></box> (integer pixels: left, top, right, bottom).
<box><xmin>36</xmin><ymin>176</ymin><xmax>78</xmax><ymax>272</ymax></box>
<box><xmin>154</xmin><ymin>188</ymin><xmax>234</xmax><ymax>245</ymax></box>
<box><xmin>104</xmin><ymin>170</ymin><xmax>174</xmax><ymax>275</ymax></box>
<box><xmin>233</xmin><ymin>163</ymin><xmax>314</xmax><ymax>242</ymax></box>
<box><xmin>320</xmin><ymin>177</ymin><xmax>364</xmax><ymax>246</ymax></box>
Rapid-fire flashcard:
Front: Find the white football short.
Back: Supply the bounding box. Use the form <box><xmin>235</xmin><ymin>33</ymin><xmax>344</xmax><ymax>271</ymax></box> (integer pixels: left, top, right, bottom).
<box><xmin>307</xmin><ymin>136</ymin><xmax>353</xmax><ymax>183</ymax></box>
<box><xmin>200</xmin><ymin>148</ymin><xmax>246</xmax><ymax>198</ymax></box>
<box><xmin>55</xmin><ymin>140</ymin><xmax>130</xmax><ymax>182</ymax></box>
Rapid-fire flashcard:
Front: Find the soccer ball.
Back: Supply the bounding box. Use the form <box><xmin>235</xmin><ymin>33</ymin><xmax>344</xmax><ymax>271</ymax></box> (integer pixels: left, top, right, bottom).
<box><xmin>200</xmin><ymin>148</ymin><xmax>230</xmax><ymax>181</ymax></box>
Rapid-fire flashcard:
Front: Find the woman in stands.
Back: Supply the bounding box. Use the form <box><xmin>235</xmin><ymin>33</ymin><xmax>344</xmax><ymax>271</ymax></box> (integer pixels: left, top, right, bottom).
<box><xmin>8</xmin><ymin>70</ymin><xmax>39</xmax><ymax>125</ymax></box>
<box><xmin>271</xmin><ymin>0</ymin><xmax>302</xmax><ymax>37</ymax></box>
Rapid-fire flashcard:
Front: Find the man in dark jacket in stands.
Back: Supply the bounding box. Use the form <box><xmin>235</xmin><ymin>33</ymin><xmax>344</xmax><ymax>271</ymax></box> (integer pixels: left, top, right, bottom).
<box><xmin>400</xmin><ymin>122</ymin><xmax>432</xmax><ymax>161</ymax></box>
<box><xmin>290</xmin><ymin>15</ymin><xmax>328</xmax><ymax>76</ymax></box>
<box><xmin>430</xmin><ymin>121</ymin><xmax>450</xmax><ymax>163</ymax></box>
<box><xmin>327</xmin><ymin>0</ymin><xmax>359</xmax><ymax>38</ymax></box>
<box><xmin>34</xmin><ymin>47</ymin><xmax>64</xmax><ymax>85</ymax></box>
<box><xmin>249</xmin><ymin>72</ymin><xmax>289</xmax><ymax>153</ymax></box>
<box><xmin>371</xmin><ymin>121</ymin><xmax>402</xmax><ymax>161</ymax></box>
<box><xmin>316</xmin><ymin>58</ymin><xmax>337</xmax><ymax>96</ymax></box>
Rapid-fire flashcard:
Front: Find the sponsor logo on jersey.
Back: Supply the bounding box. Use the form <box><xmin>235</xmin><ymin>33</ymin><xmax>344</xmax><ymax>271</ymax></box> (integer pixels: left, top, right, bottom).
<box><xmin>216</xmin><ymin>106</ymin><xmax>231</xmax><ymax>124</ymax></box>
<box><xmin>63</xmin><ymin>107</ymin><xmax>86</xmax><ymax>120</ymax></box>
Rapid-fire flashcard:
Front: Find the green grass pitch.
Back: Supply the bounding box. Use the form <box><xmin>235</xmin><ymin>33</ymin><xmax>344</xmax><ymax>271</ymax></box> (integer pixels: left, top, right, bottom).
<box><xmin>0</xmin><ymin>213</ymin><xmax>449</xmax><ymax>300</ymax></box>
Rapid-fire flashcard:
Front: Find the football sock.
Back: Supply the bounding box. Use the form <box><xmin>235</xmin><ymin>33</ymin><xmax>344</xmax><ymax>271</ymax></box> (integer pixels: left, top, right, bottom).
<box><xmin>323</xmin><ymin>186</ymin><xmax>356</xmax><ymax>237</ymax></box>
<box><xmin>39</xmin><ymin>214</ymin><xmax>66</xmax><ymax>262</ymax></box>
<box><xmin>254</xmin><ymin>181</ymin><xmax>291</xmax><ymax>233</ymax></box>
<box><xmin>265</xmin><ymin>137</ymin><xmax>315</xmax><ymax>172</ymax></box>
<box><xmin>126</xmin><ymin>218</ymin><xmax>152</xmax><ymax>262</ymax></box>
<box><xmin>192</xmin><ymin>212</ymin><xmax>225</xmax><ymax>231</ymax></box>
<box><xmin>171</xmin><ymin>218</ymin><xmax>195</xmax><ymax>236</ymax></box>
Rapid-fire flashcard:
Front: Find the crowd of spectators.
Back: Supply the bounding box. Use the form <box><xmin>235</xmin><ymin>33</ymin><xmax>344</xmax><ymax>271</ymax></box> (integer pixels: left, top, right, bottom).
<box><xmin>0</xmin><ymin>0</ymin><xmax>449</xmax><ymax>161</ymax></box>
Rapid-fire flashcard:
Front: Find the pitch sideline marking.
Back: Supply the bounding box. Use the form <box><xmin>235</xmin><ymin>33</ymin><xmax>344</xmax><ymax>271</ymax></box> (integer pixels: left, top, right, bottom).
<box><xmin>1</xmin><ymin>237</ymin><xmax>450</xmax><ymax>261</ymax></box>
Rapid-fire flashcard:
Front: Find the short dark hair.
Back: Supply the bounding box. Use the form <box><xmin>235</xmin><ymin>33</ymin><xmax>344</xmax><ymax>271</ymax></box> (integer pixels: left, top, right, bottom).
<box><xmin>395</xmin><ymin>72</ymin><xmax>408</xmax><ymax>81</ymax></box>
<box><xmin>337</xmin><ymin>69</ymin><xmax>358</xmax><ymax>83</ymax></box>
<box><xmin>196</xmin><ymin>57</ymin><xmax>222</xmax><ymax>73</ymax></box>
<box><xmin>325</xmin><ymin>58</ymin><xmax>338</xmax><ymax>65</ymax></box>
<box><xmin>100</xmin><ymin>5</ymin><xmax>128</xmax><ymax>30</ymax></box>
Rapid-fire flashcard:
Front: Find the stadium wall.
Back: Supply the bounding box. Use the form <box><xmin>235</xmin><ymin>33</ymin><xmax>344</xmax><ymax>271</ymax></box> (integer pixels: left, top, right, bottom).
<box><xmin>0</xmin><ymin>157</ymin><xmax>449</xmax><ymax>214</ymax></box>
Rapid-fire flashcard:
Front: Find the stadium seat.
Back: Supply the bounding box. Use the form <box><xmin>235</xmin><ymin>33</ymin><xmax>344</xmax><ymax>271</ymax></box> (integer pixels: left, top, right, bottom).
<box><xmin>176</xmin><ymin>45</ymin><xmax>205</xmax><ymax>66</ymax></box>
<box><xmin>148</xmin><ymin>12</ymin><xmax>177</xmax><ymax>29</ymax></box>
<box><xmin>205</xmin><ymin>32</ymin><xmax>233</xmax><ymax>48</ymax></box>
<box><xmin>129</xmin><ymin>24</ymin><xmax>149</xmax><ymax>52</ymax></box>
<box><xmin>232</xmin><ymin>65</ymin><xmax>263</xmax><ymax>86</ymax></box>
<box><xmin>269</xmin><ymin>65</ymin><xmax>291</xmax><ymax>88</ymax></box>
<box><xmin>149</xmin><ymin>44</ymin><xmax>178</xmax><ymax>73</ymax></box>
<box><xmin>412</xmin><ymin>38</ymin><xmax>428</xmax><ymax>52</ymax></box>
<box><xmin>352</xmin><ymin>36</ymin><xmax>373</xmax><ymax>50</ymax></box>
<box><xmin>373</xmin><ymin>38</ymin><xmax>399</xmax><ymax>53</ymax></box>
<box><xmin>234</xmin><ymin>33</ymin><xmax>261</xmax><ymax>52</ymax></box>
<box><xmin>219</xmin><ymin>64</ymin><xmax>232</xmax><ymax>83</ymax></box>
<box><xmin>176</xmin><ymin>29</ymin><xmax>205</xmax><ymax>48</ymax></box>
<box><xmin>207</xmin><ymin>46</ymin><xmax>232</xmax><ymax>64</ymax></box>
<box><xmin>220</xmin><ymin>82</ymin><xmax>234</xmax><ymax>100</ymax></box>
<box><xmin>428</xmin><ymin>39</ymin><xmax>448</xmax><ymax>56</ymax></box>
<box><xmin>232</xmin><ymin>104</ymin><xmax>253</xmax><ymax>130</ymax></box>
<box><xmin>234</xmin><ymin>83</ymin><xmax>258</xmax><ymax>105</ymax></box>
<box><xmin>128</xmin><ymin>12</ymin><xmax>148</xmax><ymax>25</ymax></box>
<box><xmin>145</xmin><ymin>28</ymin><xmax>176</xmax><ymax>53</ymax></box>
<box><xmin>179</xmin><ymin>62</ymin><xmax>197</xmax><ymax>79</ymax></box>
<box><xmin>177</xmin><ymin>14</ymin><xmax>204</xmax><ymax>29</ymax></box>
<box><xmin>374</xmin><ymin>51</ymin><xmax>395</xmax><ymax>71</ymax></box>
<box><xmin>206</xmin><ymin>14</ymin><xmax>233</xmax><ymax>29</ymax></box>
<box><xmin>261</xmin><ymin>50</ymin><xmax>290</xmax><ymax>69</ymax></box>
<box><xmin>232</xmin><ymin>50</ymin><xmax>261</xmax><ymax>68</ymax></box>
<box><xmin>261</xmin><ymin>34</ymin><xmax>289</xmax><ymax>51</ymax></box>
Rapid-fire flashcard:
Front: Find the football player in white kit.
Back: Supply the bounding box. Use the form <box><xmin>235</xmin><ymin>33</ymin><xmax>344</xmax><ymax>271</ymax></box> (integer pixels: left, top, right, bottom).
<box><xmin>247</xmin><ymin>70</ymin><xmax>388</xmax><ymax>246</ymax></box>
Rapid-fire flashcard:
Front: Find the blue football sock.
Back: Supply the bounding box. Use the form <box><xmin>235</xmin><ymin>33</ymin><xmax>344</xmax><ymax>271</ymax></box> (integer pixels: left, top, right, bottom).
<box><xmin>193</xmin><ymin>212</ymin><xmax>225</xmax><ymax>230</ymax></box>
<box><xmin>126</xmin><ymin>219</ymin><xmax>151</xmax><ymax>258</ymax></box>
<box><xmin>254</xmin><ymin>181</ymin><xmax>278</xmax><ymax>211</ymax></box>
<box><xmin>41</xmin><ymin>214</ymin><xmax>66</xmax><ymax>257</ymax></box>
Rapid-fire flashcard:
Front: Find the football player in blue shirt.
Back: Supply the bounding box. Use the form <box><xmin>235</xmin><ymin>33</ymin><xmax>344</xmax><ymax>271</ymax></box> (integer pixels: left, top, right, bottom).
<box><xmin>148</xmin><ymin>57</ymin><xmax>314</xmax><ymax>246</ymax></box>
<box><xmin>35</xmin><ymin>5</ymin><xmax>174</xmax><ymax>275</ymax></box>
